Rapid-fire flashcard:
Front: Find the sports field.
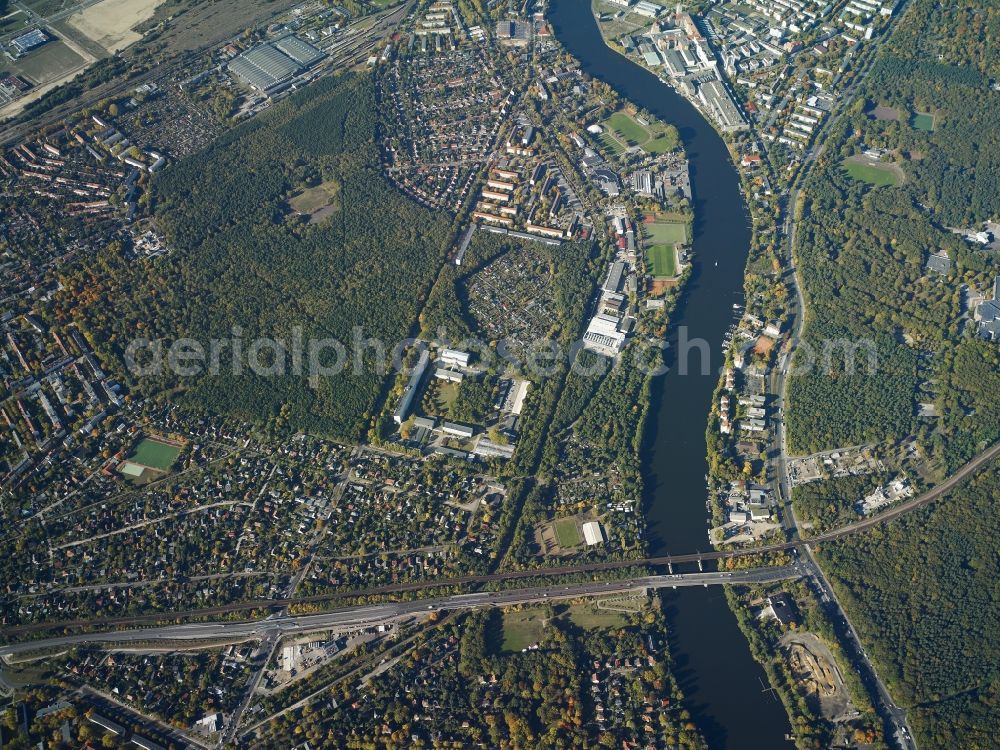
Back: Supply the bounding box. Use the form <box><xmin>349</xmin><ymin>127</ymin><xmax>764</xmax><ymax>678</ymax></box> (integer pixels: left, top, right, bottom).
<box><xmin>911</xmin><ymin>112</ymin><xmax>935</xmax><ymax>131</ymax></box>
<box><xmin>647</xmin><ymin>244</ymin><xmax>676</xmax><ymax>277</ymax></box>
<box><xmin>645</xmin><ymin>220</ymin><xmax>687</xmax><ymax>245</ymax></box>
<box><xmin>843</xmin><ymin>158</ymin><xmax>902</xmax><ymax>187</ymax></box>
<box><xmin>554</xmin><ymin>517</ymin><xmax>582</xmax><ymax>547</ymax></box>
<box><xmin>602</xmin><ymin>111</ymin><xmax>679</xmax><ymax>155</ymax></box>
<box><xmin>128</xmin><ymin>437</ymin><xmax>181</xmax><ymax>471</ymax></box>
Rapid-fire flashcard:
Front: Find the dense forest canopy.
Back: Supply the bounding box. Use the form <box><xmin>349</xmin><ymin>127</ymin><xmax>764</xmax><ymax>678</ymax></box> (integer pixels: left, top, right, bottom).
<box><xmin>58</xmin><ymin>73</ymin><xmax>452</xmax><ymax>439</ymax></box>
<box><xmin>818</xmin><ymin>466</ymin><xmax>1000</xmax><ymax>750</ymax></box>
<box><xmin>787</xmin><ymin>0</ymin><xmax>999</xmax><ymax>467</ymax></box>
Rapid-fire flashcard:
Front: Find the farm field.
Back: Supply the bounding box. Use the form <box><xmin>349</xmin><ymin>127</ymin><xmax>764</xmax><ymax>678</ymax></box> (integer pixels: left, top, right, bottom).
<box><xmin>842</xmin><ymin>157</ymin><xmax>902</xmax><ymax>187</ymax></box>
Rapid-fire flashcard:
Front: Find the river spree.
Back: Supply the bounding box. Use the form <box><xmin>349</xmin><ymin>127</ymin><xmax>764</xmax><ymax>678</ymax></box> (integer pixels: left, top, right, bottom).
<box><xmin>547</xmin><ymin>2</ymin><xmax>794</xmax><ymax>748</ymax></box>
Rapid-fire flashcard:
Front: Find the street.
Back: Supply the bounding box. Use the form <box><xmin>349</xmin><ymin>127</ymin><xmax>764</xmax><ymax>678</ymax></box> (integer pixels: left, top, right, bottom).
<box><xmin>0</xmin><ymin>565</ymin><xmax>802</xmax><ymax>660</ymax></box>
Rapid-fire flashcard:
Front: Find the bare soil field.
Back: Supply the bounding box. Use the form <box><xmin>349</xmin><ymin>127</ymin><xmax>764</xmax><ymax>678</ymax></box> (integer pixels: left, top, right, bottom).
<box><xmin>780</xmin><ymin>632</ymin><xmax>853</xmax><ymax>720</ymax></box>
<box><xmin>868</xmin><ymin>104</ymin><xmax>899</xmax><ymax>121</ymax></box>
<box><xmin>137</xmin><ymin>0</ymin><xmax>301</xmax><ymax>57</ymax></box>
<box><xmin>0</xmin><ymin>38</ymin><xmax>92</xmax><ymax>119</ymax></box>
<box><xmin>66</xmin><ymin>0</ymin><xmax>165</xmax><ymax>53</ymax></box>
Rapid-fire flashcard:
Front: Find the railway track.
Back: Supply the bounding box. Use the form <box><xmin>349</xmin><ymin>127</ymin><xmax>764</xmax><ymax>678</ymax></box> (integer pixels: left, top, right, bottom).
<box><xmin>4</xmin><ymin>438</ymin><xmax>996</xmax><ymax>640</ymax></box>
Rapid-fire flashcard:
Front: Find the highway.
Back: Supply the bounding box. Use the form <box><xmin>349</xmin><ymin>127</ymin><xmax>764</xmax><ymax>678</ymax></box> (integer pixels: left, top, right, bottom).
<box><xmin>3</xmin><ymin>436</ymin><xmax>995</xmax><ymax>643</ymax></box>
<box><xmin>0</xmin><ymin>566</ymin><xmax>802</xmax><ymax>659</ymax></box>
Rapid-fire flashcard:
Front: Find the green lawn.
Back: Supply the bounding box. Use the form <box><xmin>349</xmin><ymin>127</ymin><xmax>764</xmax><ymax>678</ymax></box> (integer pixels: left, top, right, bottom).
<box><xmin>564</xmin><ymin>603</ymin><xmax>629</xmax><ymax>630</ymax></box>
<box><xmin>603</xmin><ymin>111</ymin><xmax>679</xmax><ymax>154</ymax></box>
<box><xmin>644</xmin><ymin>133</ymin><xmax>676</xmax><ymax>154</ymax></box>
<box><xmin>843</xmin><ymin>159</ymin><xmax>901</xmax><ymax>187</ymax></box>
<box><xmin>288</xmin><ymin>179</ymin><xmax>340</xmax><ymax>215</ymax></box>
<box><xmin>647</xmin><ymin>244</ymin><xmax>676</xmax><ymax>277</ymax></box>
<box><xmin>0</xmin><ymin>11</ymin><xmax>27</xmax><ymax>36</ymax></box>
<box><xmin>645</xmin><ymin>220</ymin><xmax>687</xmax><ymax>245</ymax></box>
<box><xmin>911</xmin><ymin>112</ymin><xmax>935</xmax><ymax>131</ymax></box>
<box><xmin>502</xmin><ymin>609</ymin><xmax>547</xmax><ymax>652</ymax></box>
<box><xmin>554</xmin><ymin>517</ymin><xmax>582</xmax><ymax>548</ymax></box>
<box><xmin>12</xmin><ymin>40</ymin><xmax>84</xmax><ymax>83</ymax></box>
<box><xmin>607</xmin><ymin>111</ymin><xmax>648</xmax><ymax>146</ymax></box>
<box><xmin>23</xmin><ymin>0</ymin><xmax>69</xmax><ymax>17</ymax></box>
<box><xmin>128</xmin><ymin>438</ymin><xmax>181</xmax><ymax>471</ymax></box>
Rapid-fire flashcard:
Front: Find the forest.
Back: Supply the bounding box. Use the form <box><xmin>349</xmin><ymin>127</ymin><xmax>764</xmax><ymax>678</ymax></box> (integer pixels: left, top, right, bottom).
<box><xmin>818</xmin><ymin>466</ymin><xmax>1000</xmax><ymax>750</ymax></box>
<box><xmin>56</xmin><ymin>73</ymin><xmax>452</xmax><ymax>440</ymax></box>
<box><xmin>787</xmin><ymin>0</ymin><xmax>999</xmax><ymax>468</ymax></box>
<box><xmin>791</xmin><ymin>474</ymin><xmax>884</xmax><ymax>534</ymax></box>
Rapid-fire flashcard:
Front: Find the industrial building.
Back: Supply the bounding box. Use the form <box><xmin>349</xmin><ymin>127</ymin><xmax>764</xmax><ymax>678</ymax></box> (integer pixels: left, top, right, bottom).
<box><xmin>583</xmin><ymin>313</ymin><xmax>627</xmax><ymax>356</ymax></box>
<box><xmin>582</xmin><ymin>520</ymin><xmax>606</xmax><ymax>546</ymax></box>
<box><xmin>10</xmin><ymin>29</ymin><xmax>49</xmax><ymax>55</ymax></box>
<box><xmin>273</xmin><ymin>35</ymin><xmax>326</xmax><ymax>67</ymax></box>
<box><xmin>496</xmin><ymin>18</ymin><xmax>531</xmax><ymax>46</ymax></box>
<box><xmin>473</xmin><ymin>439</ymin><xmax>515</xmax><ymax>460</ymax></box>
<box><xmin>228</xmin><ymin>35</ymin><xmax>323</xmax><ymax>95</ymax></box>
<box><xmin>439</xmin><ymin>348</ymin><xmax>471</xmax><ymax>368</ymax></box>
<box><xmin>440</xmin><ymin>421</ymin><xmax>475</xmax><ymax>439</ymax></box>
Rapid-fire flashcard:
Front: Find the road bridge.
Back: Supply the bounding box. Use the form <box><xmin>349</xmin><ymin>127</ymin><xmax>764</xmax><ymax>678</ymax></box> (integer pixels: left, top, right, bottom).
<box><xmin>2</xmin><ymin>439</ymin><xmax>996</xmax><ymax>645</ymax></box>
<box><xmin>0</xmin><ymin>566</ymin><xmax>803</xmax><ymax>658</ymax></box>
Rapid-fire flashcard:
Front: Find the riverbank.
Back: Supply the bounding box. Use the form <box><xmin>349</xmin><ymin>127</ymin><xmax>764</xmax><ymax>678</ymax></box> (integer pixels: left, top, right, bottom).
<box><xmin>589</xmin><ymin>1</ymin><xmax>733</xmax><ymax>147</ymax></box>
<box><xmin>546</xmin><ymin>2</ymin><xmax>793</xmax><ymax>748</ymax></box>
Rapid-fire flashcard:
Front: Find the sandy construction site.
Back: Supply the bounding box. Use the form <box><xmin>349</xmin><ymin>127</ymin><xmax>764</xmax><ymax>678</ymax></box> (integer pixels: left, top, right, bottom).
<box><xmin>66</xmin><ymin>0</ymin><xmax>165</xmax><ymax>53</ymax></box>
<box><xmin>780</xmin><ymin>631</ymin><xmax>855</xmax><ymax>721</ymax></box>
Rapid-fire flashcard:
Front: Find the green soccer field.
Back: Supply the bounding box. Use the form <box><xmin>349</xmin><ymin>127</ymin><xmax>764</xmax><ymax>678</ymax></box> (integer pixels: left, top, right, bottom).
<box><xmin>911</xmin><ymin>112</ymin><xmax>935</xmax><ymax>131</ymax></box>
<box><xmin>554</xmin><ymin>517</ymin><xmax>582</xmax><ymax>547</ymax></box>
<box><xmin>128</xmin><ymin>438</ymin><xmax>181</xmax><ymax>471</ymax></box>
<box><xmin>843</xmin><ymin>160</ymin><xmax>901</xmax><ymax>187</ymax></box>
<box><xmin>647</xmin><ymin>244</ymin><xmax>676</xmax><ymax>277</ymax></box>
<box><xmin>646</xmin><ymin>220</ymin><xmax>687</xmax><ymax>245</ymax></box>
<box><xmin>607</xmin><ymin>111</ymin><xmax>648</xmax><ymax>145</ymax></box>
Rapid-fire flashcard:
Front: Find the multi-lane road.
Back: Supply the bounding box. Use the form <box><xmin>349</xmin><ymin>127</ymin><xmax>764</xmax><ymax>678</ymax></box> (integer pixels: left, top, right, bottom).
<box><xmin>0</xmin><ymin>566</ymin><xmax>803</xmax><ymax>659</ymax></box>
<box><xmin>4</xmin><ymin>436</ymin><xmax>995</xmax><ymax>643</ymax></box>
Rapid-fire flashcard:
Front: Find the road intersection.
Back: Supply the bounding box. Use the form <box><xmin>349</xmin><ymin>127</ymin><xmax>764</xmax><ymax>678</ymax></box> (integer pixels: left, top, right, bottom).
<box><xmin>0</xmin><ymin>566</ymin><xmax>804</xmax><ymax>659</ymax></box>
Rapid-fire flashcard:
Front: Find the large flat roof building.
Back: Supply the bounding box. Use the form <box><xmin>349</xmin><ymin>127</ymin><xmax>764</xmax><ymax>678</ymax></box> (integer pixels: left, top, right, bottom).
<box><xmin>229</xmin><ymin>40</ymin><xmax>310</xmax><ymax>95</ymax></box>
<box><xmin>11</xmin><ymin>29</ymin><xmax>49</xmax><ymax>54</ymax></box>
<box><xmin>393</xmin><ymin>347</ymin><xmax>430</xmax><ymax>424</ymax></box>
<box><xmin>273</xmin><ymin>35</ymin><xmax>325</xmax><ymax>67</ymax></box>
<box><xmin>582</xmin><ymin>520</ymin><xmax>605</xmax><ymax>546</ymax></box>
